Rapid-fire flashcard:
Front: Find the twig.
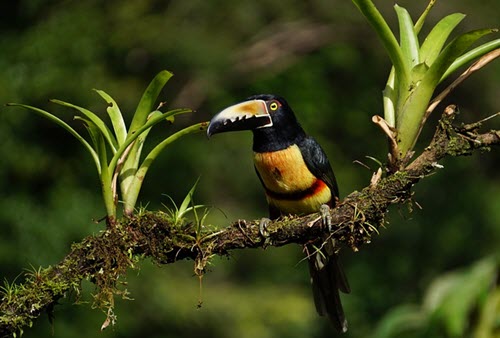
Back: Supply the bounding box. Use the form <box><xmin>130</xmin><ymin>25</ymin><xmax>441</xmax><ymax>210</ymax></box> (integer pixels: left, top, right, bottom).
<box><xmin>372</xmin><ymin>115</ymin><xmax>399</xmax><ymax>169</ymax></box>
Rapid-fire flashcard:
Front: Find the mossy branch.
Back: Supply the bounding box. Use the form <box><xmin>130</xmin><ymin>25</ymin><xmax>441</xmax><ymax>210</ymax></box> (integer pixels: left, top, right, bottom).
<box><xmin>1</xmin><ymin>106</ymin><xmax>499</xmax><ymax>338</ymax></box>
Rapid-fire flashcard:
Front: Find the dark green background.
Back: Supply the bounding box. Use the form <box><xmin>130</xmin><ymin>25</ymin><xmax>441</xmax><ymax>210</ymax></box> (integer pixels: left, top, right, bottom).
<box><xmin>1</xmin><ymin>1</ymin><xmax>499</xmax><ymax>337</ymax></box>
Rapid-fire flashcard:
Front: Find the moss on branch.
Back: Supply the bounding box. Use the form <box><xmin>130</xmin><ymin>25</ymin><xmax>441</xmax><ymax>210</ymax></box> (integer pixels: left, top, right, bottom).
<box><xmin>1</xmin><ymin>107</ymin><xmax>499</xmax><ymax>338</ymax></box>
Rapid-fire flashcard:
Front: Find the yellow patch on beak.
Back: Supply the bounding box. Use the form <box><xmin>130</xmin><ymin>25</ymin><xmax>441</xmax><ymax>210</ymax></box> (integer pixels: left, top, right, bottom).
<box><xmin>207</xmin><ymin>99</ymin><xmax>272</xmax><ymax>136</ymax></box>
<box><xmin>232</xmin><ymin>100</ymin><xmax>267</xmax><ymax>117</ymax></box>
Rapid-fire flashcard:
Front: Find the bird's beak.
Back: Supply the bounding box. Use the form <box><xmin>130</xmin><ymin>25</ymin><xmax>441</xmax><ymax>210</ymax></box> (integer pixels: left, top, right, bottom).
<box><xmin>207</xmin><ymin>99</ymin><xmax>273</xmax><ymax>137</ymax></box>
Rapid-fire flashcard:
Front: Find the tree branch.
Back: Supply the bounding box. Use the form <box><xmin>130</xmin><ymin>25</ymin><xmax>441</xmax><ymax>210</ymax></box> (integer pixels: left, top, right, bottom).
<box><xmin>1</xmin><ymin>106</ymin><xmax>499</xmax><ymax>337</ymax></box>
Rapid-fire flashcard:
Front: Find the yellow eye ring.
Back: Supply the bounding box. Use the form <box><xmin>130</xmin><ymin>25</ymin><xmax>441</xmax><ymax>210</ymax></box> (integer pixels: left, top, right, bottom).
<box><xmin>269</xmin><ymin>102</ymin><xmax>279</xmax><ymax>111</ymax></box>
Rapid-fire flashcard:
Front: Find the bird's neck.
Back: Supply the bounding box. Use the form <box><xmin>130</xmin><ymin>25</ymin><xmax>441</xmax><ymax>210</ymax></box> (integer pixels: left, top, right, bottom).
<box><xmin>252</xmin><ymin>123</ymin><xmax>306</xmax><ymax>152</ymax></box>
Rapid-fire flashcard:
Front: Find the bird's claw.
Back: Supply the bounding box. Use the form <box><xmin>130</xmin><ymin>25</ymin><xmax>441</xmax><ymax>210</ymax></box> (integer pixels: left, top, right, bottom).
<box><xmin>259</xmin><ymin>217</ymin><xmax>271</xmax><ymax>237</ymax></box>
<box><xmin>320</xmin><ymin>204</ymin><xmax>333</xmax><ymax>232</ymax></box>
<box><xmin>259</xmin><ymin>217</ymin><xmax>272</xmax><ymax>247</ymax></box>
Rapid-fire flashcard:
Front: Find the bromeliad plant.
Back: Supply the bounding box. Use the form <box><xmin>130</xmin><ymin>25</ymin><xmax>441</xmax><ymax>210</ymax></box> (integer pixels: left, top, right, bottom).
<box><xmin>8</xmin><ymin>70</ymin><xmax>207</xmax><ymax>224</ymax></box>
<box><xmin>352</xmin><ymin>0</ymin><xmax>500</xmax><ymax>168</ymax></box>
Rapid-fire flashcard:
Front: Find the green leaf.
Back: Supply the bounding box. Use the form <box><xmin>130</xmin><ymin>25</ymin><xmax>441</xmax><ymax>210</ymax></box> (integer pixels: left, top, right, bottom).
<box><xmin>352</xmin><ymin>0</ymin><xmax>409</xmax><ymax>92</ymax></box>
<box><xmin>395</xmin><ymin>4</ymin><xmax>420</xmax><ymax>68</ymax></box>
<box><xmin>51</xmin><ymin>99</ymin><xmax>118</xmax><ymax>153</ymax></box>
<box><xmin>414</xmin><ymin>0</ymin><xmax>436</xmax><ymax>34</ymax></box>
<box><xmin>109</xmin><ymin>108</ymin><xmax>192</xmax><ymax>176</ymax></box>
<box><xmin>383</xmin><ymin>67</ymin><xmax>396</xmax><ymax>127</ymax></box>
<box><xmin>6</xmin><ymin>103</ymin><xmax>100</xmax><ymax>173</ymax></box>
<box><xmin>94</xmin><ymin>89</ymin><xmax>127</xmax><ymax>145</ymax></box>
<box><xmin>117</xmin><ymin>109</ymin><xmax>190</xmax><ymax>199</ymax></box>
<box><xmin>424</xmin><ymin>257</ymin><xmax>497</xmax><ymax>337</ymax></box>
<box><xmin>372</xmin><ymin>304</ymin><xmax>426</xmax><ymax>338</ymax></box>
<box><xmin>441</xmin><ymin>38</ymin><xmax>500</xmax><ymax>81</ymax></box>
<box><xmin>397</xmin><ymin>28</ymin><xmax>497</xmax><ymax>155</ymax></box>
<box><xmin>119</xmin><ymin>70</ymin><xmax>173</xmax><ymax>200</ymax></box>
<box><xmin>73</xmin><ymin>116</ymin><xmax>115</xmax><ymax>219</ymax></box>
<box><xmin>127</xmin><ymin>70</ymin><xmax>173</xmax><ymax>138</ymax></box>
<box><xmin>140</xmin><ymin>121</ymin><xmax>207</xmax><ymax>176</ymax></box>
<box><xmin>410</xmin><ymin>62</ymin><xmax>429</xmax><ymax>83</ymax></box>
<box><xmin>424</xmin><ymin>28</ymin><xmax>497</xmax><ymax>91</ymax></box>
<box><xmin>474</xmin><ymin>286</ymin><xmax>500</xmax><ymax>338</ymax></box>
<box><xmin>122</xmin><ymin>121</ymin><xmax>206</xmax><ymax>215</ymax></box>
<box><xmin>98</xmin><ymin>141</ymin><xmax>115</xmax><ymax>220</ymax></box>
<box><xmin>74</xmin><ymin>117</ymin><xmax>107</xmax><ymax>168</ymax></box>
<box><xmin>119</xmin><ymin>110</ymin><xmax>163</xmax><ymax>195</ymax></box>
<box><xmin>162</xmin><ymin>194</ymin><xmax>180</xmax><ymax>222</ymax></box>
<box><xmin>178</xmin><ymin>177</ymin><xmax>201</xmax><ymax>219</ymax></box>
<box><xmin>420</xmin><ymin>13</ymin><xmax>466</xmax><ymax>68</ymax></box>
<box><xmin>198</xmin><ymin>208</ymin><xmax>211</xmax><ymax>232</ymax></box>
<box><xmin>74</xmin><ymin>116</ymin><xmax>102</xmax><ymax>151</ymax></box>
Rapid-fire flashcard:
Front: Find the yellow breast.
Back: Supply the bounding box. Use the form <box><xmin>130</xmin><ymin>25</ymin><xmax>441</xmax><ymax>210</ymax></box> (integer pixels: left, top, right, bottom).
<box><xmin>254</xmin><ymin>144</ymin><xmax>332</xmax><ymax>215</ymax></box>
<box><xmin>254</xmin><ymin>144</ymin><xmax>316</xmax><ymax>194</ymax></box>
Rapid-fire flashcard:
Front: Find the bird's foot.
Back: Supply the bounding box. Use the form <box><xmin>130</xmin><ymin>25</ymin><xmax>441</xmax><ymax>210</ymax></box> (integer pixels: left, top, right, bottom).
<box><xmin>259</xmin><ymin>217</ymin><xmax>272</xmax><ymax>248</ymax></box>
<box><xmin>320</xmin><ymin>204</ymin><xmax>333</xmax><ymax>232</ymax></box>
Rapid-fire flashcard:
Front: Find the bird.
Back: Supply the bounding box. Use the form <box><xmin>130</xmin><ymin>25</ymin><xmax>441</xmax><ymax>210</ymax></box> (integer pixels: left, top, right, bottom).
<box><xmin>207</xmin><ymin>94</ymin><xmax>350</xmax><ymax>332</ymax></box>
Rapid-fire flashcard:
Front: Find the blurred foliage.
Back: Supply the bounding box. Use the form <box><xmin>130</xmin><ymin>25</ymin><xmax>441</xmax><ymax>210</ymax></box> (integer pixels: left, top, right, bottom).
<box><xmin>0</xmin><ymin>0</ymin><xmax>499</xmax><ymax>337</ymax></box>
<box><xmin>372</xmin><ymin>256</ymin><xmax>498</xmax><ymax>338</ymax></box>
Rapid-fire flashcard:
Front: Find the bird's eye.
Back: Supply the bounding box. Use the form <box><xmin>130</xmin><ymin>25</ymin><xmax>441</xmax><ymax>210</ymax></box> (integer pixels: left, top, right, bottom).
<box><xmin>269</xmin><ymin>101</ymin><xmax>279</xmax><ymax>111</ymax></box>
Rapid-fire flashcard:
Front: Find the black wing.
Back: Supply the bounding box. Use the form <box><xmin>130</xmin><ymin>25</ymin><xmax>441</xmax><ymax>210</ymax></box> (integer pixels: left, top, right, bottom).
<box><xmin>299</xmin><ymin>137</ymin><xmax>349</xmax><ymax>332</ymax></box>
<box><xmin>297</xmin><ymin>136</ymin><xmax>339</xmax><ymax>201</ymax></box>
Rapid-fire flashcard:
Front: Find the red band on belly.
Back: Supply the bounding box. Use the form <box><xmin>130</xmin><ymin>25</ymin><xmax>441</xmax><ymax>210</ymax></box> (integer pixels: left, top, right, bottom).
<box><xmin>265</xmin><ymin>179</ymin><xmax>328</xmax><ymax>201</ymax></box>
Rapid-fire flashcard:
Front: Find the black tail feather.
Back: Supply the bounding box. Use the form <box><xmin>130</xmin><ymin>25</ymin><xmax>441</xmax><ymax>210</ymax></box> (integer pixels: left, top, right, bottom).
<box><xmin>307</xmin><ymin>243</ymin><xmax>350</xmax><ymax>333</ymax></box>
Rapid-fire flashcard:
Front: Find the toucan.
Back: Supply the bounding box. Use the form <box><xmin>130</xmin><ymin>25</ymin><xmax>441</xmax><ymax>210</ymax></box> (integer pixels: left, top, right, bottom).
<box><xmin>207</xmin><ymin>94</ymin><xmax>350</xmax><ymax>332</ymax></box>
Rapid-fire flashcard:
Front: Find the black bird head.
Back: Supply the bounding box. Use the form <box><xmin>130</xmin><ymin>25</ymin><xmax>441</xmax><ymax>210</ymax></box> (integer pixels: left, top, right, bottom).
<box><xmin>207</xmin><ymin>94</ymin><xmax>305</xmax><ymax>151</ymax></box>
